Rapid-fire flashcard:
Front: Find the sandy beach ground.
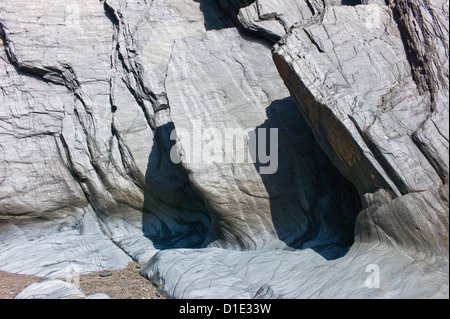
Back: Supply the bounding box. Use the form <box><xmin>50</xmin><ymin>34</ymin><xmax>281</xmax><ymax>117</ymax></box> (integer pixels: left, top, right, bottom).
<box><xmin>0</xmin><ymin>262</ymin><xmax>164</xmax><ymax>299</ymax></box>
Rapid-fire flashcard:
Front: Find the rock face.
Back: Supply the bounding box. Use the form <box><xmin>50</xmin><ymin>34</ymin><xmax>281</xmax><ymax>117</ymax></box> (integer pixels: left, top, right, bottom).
<box><xmin>273</xmin><ymin>2</ymin><xmax>447</xmax><ymax>199</ymax></box>
<box><xmin>0</xmin><ymin>0</ymin><xmax>225</xmax><ymax>276</ymax></box>
<box><xmin>166</xmin><ymin>27</ymin><xmax>361</xmax><ymax>254</ymax></box>
<box><xmin>0</xmin><ymin>0</ymin><xmax>448</xmax><ymax>299</ymax></box>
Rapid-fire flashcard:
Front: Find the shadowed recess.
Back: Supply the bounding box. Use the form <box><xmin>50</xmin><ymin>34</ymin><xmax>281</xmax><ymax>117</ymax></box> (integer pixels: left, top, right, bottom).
<box><xmin>142</xmin><ymin>122</ymin><xmax>211</xmax><ymax>250</ymax></box>
<box><xmin>193</xmin><ymin>0</ymin><xmax>237</xmax><ymax>30</ymax></box>
<box><xmin>250</xmin><ymin>98</ymin><xmax>362</xmax><ymax>260</ymax></box>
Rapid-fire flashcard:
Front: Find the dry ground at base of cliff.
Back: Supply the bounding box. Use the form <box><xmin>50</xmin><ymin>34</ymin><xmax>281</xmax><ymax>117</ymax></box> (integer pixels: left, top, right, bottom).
<box><xmin>0</xmin><ymin>262</ymin><xmax>164</xmax><ymax>299</ymax></box>
<box><xmin>0</xmin><ymin>270</ymin><xmax>43</xmax><ymax>299</ymax></box>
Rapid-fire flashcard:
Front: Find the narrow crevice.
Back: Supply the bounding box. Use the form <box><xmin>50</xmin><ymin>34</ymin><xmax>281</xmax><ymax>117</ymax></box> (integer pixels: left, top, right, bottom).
<box><xmin>304</xmin><ymin>29</ymin><xmax>325</xmax><ymax>53</ymax></box>
<box><xmin>412</xmin><ymin>119</ymin><xmax>448</xmax><ymax>184</ymax></box>
<box><xmin>341</xmin><ymin>0</ymin><xmax>362</xmax><ymax>5</ymax></box>
<box><xmin>305</xmin><ymin>0</ymin><xmax>317</xmax><ymax>15</ymax></box>
<box><xmin>103</xmin><ymin>0</ymin><xmax>120</xmax><ymax>26</ymax></box>
<box><xmin>94</xmin><ymin>212</ymin><xmax>137</xmax><ymax>261</ymax></box>
<box><xmin>110</xmin><ymin>121</ymin><xmax>146</xmax><ymax>189</ymax></box>
<box><xmin>105</xmin><ymin>1</ymin><xmax>160</xmax><ymax>132</ymax></box>
<box><xmin>58</xmin><ymin>133</ymin><xmax>138</xmax><ymax>261</ymax></box>
<box><xmin>389</xmin><ymin>0</ymin><xmax>437</xmax><ymax>100</ymax></box>
<box><xmin>348</xmin><ymin>115</ymin><xmax>408</xmax><ymax>196</ymax></box>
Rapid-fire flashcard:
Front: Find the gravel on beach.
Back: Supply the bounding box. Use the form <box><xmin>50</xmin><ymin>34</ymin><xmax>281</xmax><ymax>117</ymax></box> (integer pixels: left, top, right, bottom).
<box><xmin>0</xmin><ymin>262</ymin><xmax>164</xmax><ymax>299</ymax></box>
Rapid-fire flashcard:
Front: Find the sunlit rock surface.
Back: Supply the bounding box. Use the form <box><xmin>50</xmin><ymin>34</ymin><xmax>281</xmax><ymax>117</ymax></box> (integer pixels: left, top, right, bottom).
<box><xmin>0</xmin><ymin>0</ymin><xmax>448</xmax><ymax>298</ymax></box>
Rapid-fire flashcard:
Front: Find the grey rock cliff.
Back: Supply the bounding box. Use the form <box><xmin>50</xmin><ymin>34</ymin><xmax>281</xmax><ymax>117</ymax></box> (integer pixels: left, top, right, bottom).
<box><xmin>0</xmin><ymin>0</ymin><xmax>448</xmax><ymax>298</ymax></box>
<box><xmin>272</xmin><ymin>1</ymin><xmax>448</xmax><ymax>199</ymax></box>
<box><xmin>165</xmin><ymin>27</ymin><xmax>360</xmax><ymax>254</ymax></box>
<box><xmin>0</xmin><ymin>0</ymin><xmax>224</xmax><ymax>276</ymax></box>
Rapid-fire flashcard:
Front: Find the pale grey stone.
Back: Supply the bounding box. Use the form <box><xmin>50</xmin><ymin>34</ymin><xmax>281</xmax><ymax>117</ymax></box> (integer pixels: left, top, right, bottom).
<box><xmin>14</xmin><ymin>279</ymin><xmax>112</xmax><ymax>299</ymax></box>
<box><xmin>0</xmin><ymin>206</ymin><xmax>132</xmax><ymax>278</ymax></box>
<box><xmin>0</xmin><ymin>0</ymin><xmax>218</xmax><ymax>276</ymax></box>
<box><xmin>0</xmin><ymin>0</ymin><xmax>448</xmax><ymax>300</ymax></box>
<box><xmin>14</xmin><ymin>279</ymin><xmax>86</xmax><ymax>299</ymax></box>
<box><xmin>273</xmin><ymin>4</ymin><xmax>445</xmax><ymax>198</ymax></box>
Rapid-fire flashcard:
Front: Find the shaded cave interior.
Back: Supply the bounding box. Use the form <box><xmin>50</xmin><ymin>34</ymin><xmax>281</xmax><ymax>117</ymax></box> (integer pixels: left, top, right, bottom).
<box><xmin>138</xmin><ymin>0</ymin><xmax>363</xmax><ymax>260</ymax></box>
<box><xmin>141</xmin><ymin>101</ymin><xmax>362</xmax><ymax>260</ymax></box>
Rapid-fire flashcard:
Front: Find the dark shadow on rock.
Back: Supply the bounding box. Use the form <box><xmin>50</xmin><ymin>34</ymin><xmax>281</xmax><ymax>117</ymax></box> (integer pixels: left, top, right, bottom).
<box><xmin>142</xmin><ymin>121</ymin><xmax>211</xmax><ymax>250</ymax></box>
<box><xmin>216</xmin><ymin>0</ymin><xmax>256</xmax><ymax>18</ymax></box>
<box><xmin>194</xmin><ymin>0</ymin><xmax>275</xmax><ymax>50</ymax></box>
<box><xmin>250</xmin><ymin>97</ymin><xmax>362</xmax><ymax>260</ymax></box>
<box><xmin>193</xmin><ymin>0</ymin><xmax>237</xmax><ymax>30</ymax></box>
<box><xmin>341</xmin><ymin>0</ymin><xmax>362</xmax><ymax>5</ymax></box>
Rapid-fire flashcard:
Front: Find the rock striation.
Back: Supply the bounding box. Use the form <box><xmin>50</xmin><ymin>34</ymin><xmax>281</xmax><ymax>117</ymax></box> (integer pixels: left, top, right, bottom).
<box><xmin>0</xmin><ymin>0</ymin><xmax>226</xmax><ymax>276</ymax></box>
<box><xmin>165</xmin><ymin>27</ymin><xmax>361</xmax><ymax>254</ymax></box>
<box><xmin>0</xmin><ymin>0</ymin><xmax>448</xmax><ymax>299</ymax></box>
<box><xmin>14</xmin><ymin>279</ymin><xmax>111</xmax><ymax>299</ymax></box>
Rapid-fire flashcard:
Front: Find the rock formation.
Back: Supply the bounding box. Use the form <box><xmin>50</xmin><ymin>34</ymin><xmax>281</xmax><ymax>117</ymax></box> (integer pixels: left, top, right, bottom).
<box><xmin>0</xmin><ymin>0</ymin><xmax>448</xmax><ymax>298</ymax></box>
<box><xmin>14</xmin><ymin>279</ymin><xmax>111</xmax><ymax>299</ymax></box>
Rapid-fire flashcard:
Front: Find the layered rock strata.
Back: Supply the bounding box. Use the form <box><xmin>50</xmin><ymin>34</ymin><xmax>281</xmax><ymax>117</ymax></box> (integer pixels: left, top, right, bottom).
<box><xmin>0</xmin><ymin>0</ymin><xmax>448</xmax><ymax>299</ymax></box>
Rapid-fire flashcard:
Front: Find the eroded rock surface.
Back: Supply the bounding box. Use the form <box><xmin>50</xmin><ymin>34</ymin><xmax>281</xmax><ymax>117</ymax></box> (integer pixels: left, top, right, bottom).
<box><xmin>273</xmin><ymin>2</ymin><xmax>447</xmax><ymax>199</ymax></box>
<box><xmin>143</xmin><ymin>0</ymin><xmax>449</xmax><ymax>298</ymax></box>
<box><xmin>0</xmin><ymin>0</ymin><xmax>448</xmax><ymax>298</ymax></box>
<box><xmin>165</xmin><ymin>27</ymin><xmax>361</xmax><ymax>254</ymax></box>
<box><xmin>0</xmin><ymin>0</ymin><xmax>227</xmax><ymax>276</ymax></box>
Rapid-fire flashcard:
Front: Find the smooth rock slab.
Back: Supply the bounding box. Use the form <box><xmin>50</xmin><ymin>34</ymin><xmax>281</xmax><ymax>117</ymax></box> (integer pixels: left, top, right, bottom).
<box><xmin>141</xmin><ymin>243</ymin><xmax>448</xmax><ymax>299</ymax></box>
<box><xmin>0</xmin><ymin>206</ymin><xmax>133</xmax><ymax>278</ymax></box>
<box><xmin>15</xmin><ymin>279</ymin><xmax>111</xmax><ymax>299</ymax></box>
<box><xmin>141</xmin><ymin>185</ymin><xmax>449</xmax><ymax>299</ymax></box>
<box><xmin>14</xmin><ymin>279</ymin><xmax>86</xmax><ymax>299</ymax></box>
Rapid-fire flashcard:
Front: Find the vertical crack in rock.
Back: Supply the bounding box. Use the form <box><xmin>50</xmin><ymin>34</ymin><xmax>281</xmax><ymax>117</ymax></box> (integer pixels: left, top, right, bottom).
<box><xmin>390</xmin><ymin>0</ymin><xmax>449</xmax><ymax>98</ymax></box>
<box><xmin>388</xmin><ymin>0</ymin><xmax>449</xmax><ymax>184</ymax></box>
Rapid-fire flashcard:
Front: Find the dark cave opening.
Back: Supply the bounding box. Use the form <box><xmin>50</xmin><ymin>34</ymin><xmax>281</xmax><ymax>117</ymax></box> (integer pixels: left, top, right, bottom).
<box><xmin>142</xmin><ymin>121</ymin><xmax>211</xmax><ymax>250</ymax></box>
<box><xmin>250</xmin><ymin>98</ymin><xmax>362</xmax><ymax>260</ymax></box>
<box><xmin>140</xmin><ymin>98</ymin><xmax>362</xmax><ymax>261</ymax></box>
<box><xmin>140</xmin><ymin>0</ymin><xmax>362</xmax><ymax>259</ymax></box>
